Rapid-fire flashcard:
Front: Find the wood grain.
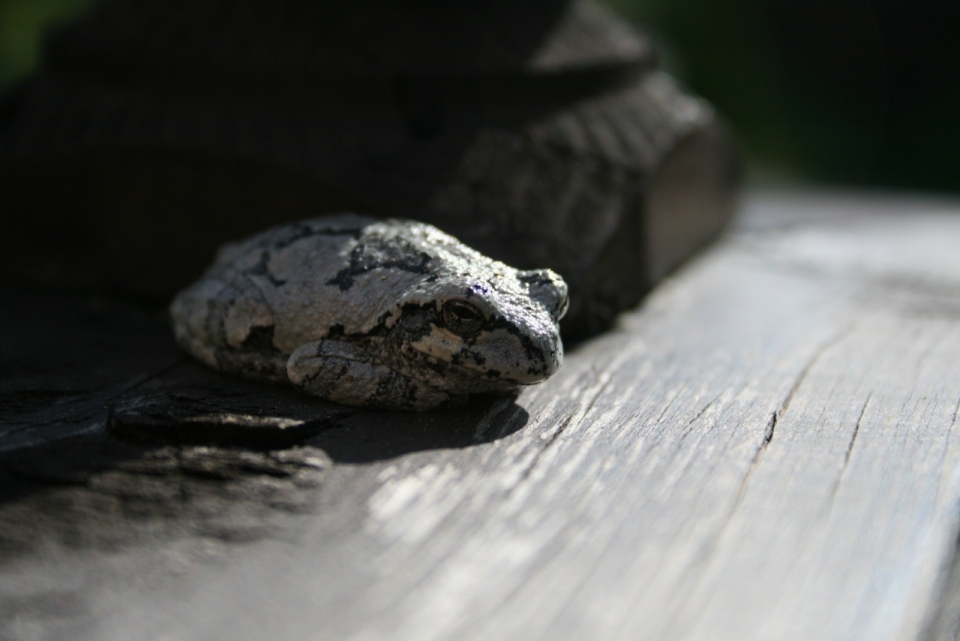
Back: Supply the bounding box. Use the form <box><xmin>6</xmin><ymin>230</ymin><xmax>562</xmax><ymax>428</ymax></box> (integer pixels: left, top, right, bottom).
<box><xmin>3</xmin><ymin>191</ymin><xmax>960</xmax><ymax>641</ymax></box>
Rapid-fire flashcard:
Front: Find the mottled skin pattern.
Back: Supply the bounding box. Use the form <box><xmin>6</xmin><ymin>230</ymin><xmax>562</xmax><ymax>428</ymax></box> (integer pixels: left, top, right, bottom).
<box><xmin>170</xmin><ymin>214</ymin><xmax>568</xmax><ymax>410</ymax></box>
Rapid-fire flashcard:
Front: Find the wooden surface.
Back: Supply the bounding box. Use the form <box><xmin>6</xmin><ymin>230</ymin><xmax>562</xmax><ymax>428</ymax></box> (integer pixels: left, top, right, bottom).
<box><xmin>4</xmin><ymin>190</ymin><xmax>960</xmax><ymax>640</ymax></box>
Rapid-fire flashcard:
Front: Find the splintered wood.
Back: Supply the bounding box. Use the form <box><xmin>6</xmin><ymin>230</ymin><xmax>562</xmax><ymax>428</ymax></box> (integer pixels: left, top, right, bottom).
<box><xmin>3</xmin><ymin>192</ymin><xmax>960</xmax><ymax>641</ymax></box>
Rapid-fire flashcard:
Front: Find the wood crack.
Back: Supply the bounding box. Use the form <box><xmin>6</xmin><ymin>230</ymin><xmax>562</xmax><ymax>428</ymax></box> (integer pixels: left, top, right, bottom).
<box><xmin>688</xmin><ymin>394</ymin><xmax>721</xmax><ymax>428</ymax></box>
<box><xmin>732</xmin><ymin>331</ymin><xmax>839</xmax><ymax>508</ymax></box>
<box><xmin>733</xmin><ymin>411</ymin><xmax>778</xmax><ymax>509</ymax></box>
<box><xmin>667</xmin><ymin>326</ymin><xmax>855</xmax><ymax>636</ymax></box>
<box><xmin>671</xmin><ymin>391</ymin><xmax>729</xmax><ymax>452</ymax></box>
<box><xmin>820</xmin><ymin>392</ymin><xmax>874</xmax><ymax>518</ymax></box>
<box><xmin>654</xmin><ymin>384</ymin><xmax>685</xmax><ymax>425</ymax></box>
<box><xmin>843</xmin><ymin>392</ymin><xmax>871</xmax><ymax>468</ymax></box>
<box><xmin>741</xmin><ymin>333</ymin><xmax>836</xmax><ymax>486</ymax></box>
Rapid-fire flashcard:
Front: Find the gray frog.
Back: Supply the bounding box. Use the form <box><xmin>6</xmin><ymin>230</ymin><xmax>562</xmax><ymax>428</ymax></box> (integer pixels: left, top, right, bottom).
<box><xmin>170</xmin><ymin>214</ymin><xmax>568</xmax><ymax>410</ymax></box>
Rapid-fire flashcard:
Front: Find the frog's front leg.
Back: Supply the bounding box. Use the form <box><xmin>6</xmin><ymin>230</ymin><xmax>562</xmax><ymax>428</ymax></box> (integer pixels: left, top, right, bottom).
<box><xmin>286</xmin><ymin>340</ymin><xmax>455</xmax><ymax>411</ymax></box>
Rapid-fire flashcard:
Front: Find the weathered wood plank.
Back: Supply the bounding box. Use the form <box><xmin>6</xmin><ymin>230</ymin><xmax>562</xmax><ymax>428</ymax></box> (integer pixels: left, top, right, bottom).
<box><xmin>3</xmin><ymin>191</ymin><xmax>960</xmax><ymax>641</ymax></box>
<box><xmin>0</xmin><ymin>290</ymin><xmax>183</xmax><ymax>452</ymax></box>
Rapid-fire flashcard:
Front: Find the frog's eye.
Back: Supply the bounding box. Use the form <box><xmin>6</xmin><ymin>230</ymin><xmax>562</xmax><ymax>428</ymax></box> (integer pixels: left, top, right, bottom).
<box><xmin>440</xmin><ymin>300</ymin><xmax>486</xmax><ymax>337</ymax></box>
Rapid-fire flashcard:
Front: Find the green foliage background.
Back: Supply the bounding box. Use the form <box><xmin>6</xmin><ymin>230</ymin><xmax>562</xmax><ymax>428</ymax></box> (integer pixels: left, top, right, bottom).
<box><xmin>0</xmin><ymin>0</ymin><xmax>96</xmax><ymax>88</ymax></box>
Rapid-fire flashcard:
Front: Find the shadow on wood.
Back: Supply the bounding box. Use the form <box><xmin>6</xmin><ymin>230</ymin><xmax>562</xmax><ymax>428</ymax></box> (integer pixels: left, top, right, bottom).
<box><xmin>0</xmin><ymin>287</ymin><xmax>530</xmax><ymax>558</ymax></box>
<box><xmin>104</xmin><ymin>360</ymin><xmax>529</xmax><ymax>459</ymax></box>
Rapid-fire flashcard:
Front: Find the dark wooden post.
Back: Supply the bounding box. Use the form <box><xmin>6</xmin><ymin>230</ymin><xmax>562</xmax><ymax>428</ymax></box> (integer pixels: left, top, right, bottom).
<box><xmin>0</xmin><ymin>0</ymin><xmax>740</xmax><ymax>338</ymax></box>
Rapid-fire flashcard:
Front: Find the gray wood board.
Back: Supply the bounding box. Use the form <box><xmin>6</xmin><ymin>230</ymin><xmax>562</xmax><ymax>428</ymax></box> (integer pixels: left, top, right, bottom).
<box><xmin>4</xmin><ymin>191</ymin><xmax>960</xmax><ymax>641</ymax></box>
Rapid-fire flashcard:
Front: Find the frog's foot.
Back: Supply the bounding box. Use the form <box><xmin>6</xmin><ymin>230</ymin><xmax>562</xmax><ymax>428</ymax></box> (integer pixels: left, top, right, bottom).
<box><xmin>287</xmin><ymin>340</ymin><xmax>458</xmax><ymax>411</ymax></box>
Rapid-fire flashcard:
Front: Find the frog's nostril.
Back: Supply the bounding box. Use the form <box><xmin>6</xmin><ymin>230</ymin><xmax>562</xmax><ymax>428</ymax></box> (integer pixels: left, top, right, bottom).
<box><xmin>520</xmin><ymin>269</ymin><xmax>569</xmax><ymax>322</ymax></box>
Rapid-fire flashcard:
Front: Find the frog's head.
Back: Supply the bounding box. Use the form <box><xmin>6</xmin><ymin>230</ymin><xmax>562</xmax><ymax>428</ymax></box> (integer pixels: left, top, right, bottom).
<box><xmin>377</xmin><ymin>229</ymin><xmax>568</xmax><ymax>396</ymax></box>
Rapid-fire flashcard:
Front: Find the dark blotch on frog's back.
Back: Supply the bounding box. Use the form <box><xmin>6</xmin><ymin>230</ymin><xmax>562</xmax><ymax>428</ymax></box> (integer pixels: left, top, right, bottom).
<box><xmin>247</xmin><ymin>251</ymin><xmax>286</xmax><ymax>287</ymax></box>
<box><xmin>327</xmin><ymin>235</ymin><xmax>434</xmax><ymax>291</ymax></box>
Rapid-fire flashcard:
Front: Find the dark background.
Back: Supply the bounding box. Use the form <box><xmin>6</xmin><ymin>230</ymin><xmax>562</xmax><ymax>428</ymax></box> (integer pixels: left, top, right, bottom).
<box><xmin>606</xmin><ymin>0</ymin><xmax>960</xmax><ymax>193</ymax></box>
<box><xmin>2</xmin><ymin>0</ymin><xmax>958</xmax><ymax>193</ymax></box>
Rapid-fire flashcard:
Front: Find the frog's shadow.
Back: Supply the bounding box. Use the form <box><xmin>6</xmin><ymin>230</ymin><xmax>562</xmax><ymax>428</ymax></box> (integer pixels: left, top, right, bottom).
<box><xmin>308</xmin><ymin>395</ymin><xmax>529</xmax><ymax>463</ymax></box>
<box><xmin>103</xmin><ymin>357</ymin><xmax>529</xmax><ymax>463</ymax></box>
<box><xmin>0</xmin><ymin>394</ymin><xmax>527</xmax><ymax>512</ymax></box>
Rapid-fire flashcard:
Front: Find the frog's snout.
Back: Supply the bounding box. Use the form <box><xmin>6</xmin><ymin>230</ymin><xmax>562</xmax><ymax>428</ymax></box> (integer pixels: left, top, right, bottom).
<box><xmin>541</xmin><ymin>330</ymin><xmax>564</xmax><ymax>378</ymax></box>
<box><xmin>508</xmin><ymin>326</ymin><xmax>563</xmax><ymax>385</ymax></box>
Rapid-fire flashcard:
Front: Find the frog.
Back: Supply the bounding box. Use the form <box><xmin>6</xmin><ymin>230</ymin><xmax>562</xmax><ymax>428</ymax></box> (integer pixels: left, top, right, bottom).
<box><xmin>169</xmin><ymin>214</ymin><xmax>568</xmax><ymax>410</ymax></box>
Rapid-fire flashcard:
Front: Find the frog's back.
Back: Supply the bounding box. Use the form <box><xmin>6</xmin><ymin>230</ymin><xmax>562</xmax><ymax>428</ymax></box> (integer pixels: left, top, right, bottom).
<box><xmin>169</xmin><ymin>214</ymin><xmax>376</xmax><ymax>380</ymax></box>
